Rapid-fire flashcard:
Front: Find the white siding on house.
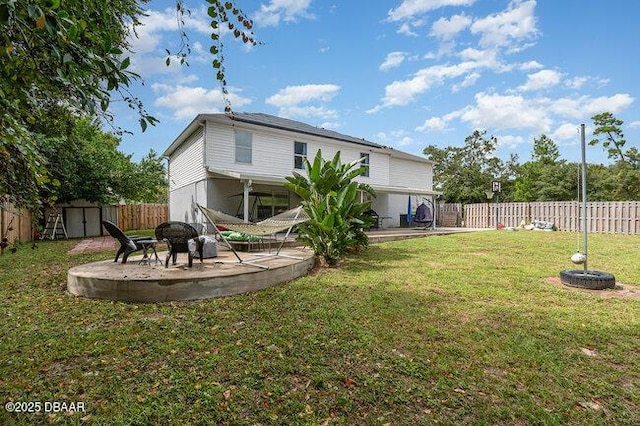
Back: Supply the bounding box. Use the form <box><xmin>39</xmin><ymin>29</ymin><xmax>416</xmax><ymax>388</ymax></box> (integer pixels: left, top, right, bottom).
<box><xmin>169</xmin><ymin>180</ymin><xmax>207</xmax><ymax>223</ymax></box>
<box><xmin>205</xmin><ymin>119</ymin><xmax>393</xmax><ymax>186</ymax></box>
<box><xmin>206</xmin><ymin>124</ymin><xmax>292</xmax><ymax>178</ymax></box>
<box><xmin>388</xmin><ymin>193</ymin><xmax>410</xmax><ymax>227</ymax></box>
<box><xmin>389</xmin><ymin>157</ymin><xmax>433</xmax><ymax>190</ymax></box>
<box><xmin>168</xmin><ymin>127</ymin><xmax>206</xmax><ymax>191</ymax></box>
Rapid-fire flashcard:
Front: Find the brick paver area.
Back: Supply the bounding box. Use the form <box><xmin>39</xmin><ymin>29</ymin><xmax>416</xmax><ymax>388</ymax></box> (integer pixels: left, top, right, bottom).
<box><xmin>67</xmin><ymin>236</ymin><xmax>116</xmax><ymax>255</ymax></box>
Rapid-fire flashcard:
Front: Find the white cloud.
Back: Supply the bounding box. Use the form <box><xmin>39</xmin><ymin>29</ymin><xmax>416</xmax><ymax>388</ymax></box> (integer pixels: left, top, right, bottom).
<box><xmin>387</xmin><ymin>0</ymin><xmax>476</xmax><ymax>22</ymax></box>
<box><xmin>126</xmin><ymin>7</ymin><xmax>214</xmax><ymax>77</ymax></box>
<box><xmin>582</xmin><ymin>93</ymin><xmax>634</xmax><ymax>115</ymax></box>
<box><xmin>375</xmin><ymin>131</ymin><xmax>390</xmax><ymax>143</ymax></box>
<box><xmin>380</xmin><ymin>52</ymin><xmax>407</xmax><ymax>71</ymax></box>
<box><xmin>415</xmin><ymin>110</ymin><xmax>462</xmax><ymax>132</ymax></box>
<box><xmin>470</xmin><ymin>0</ymin><xmax>538</xmax><ymax>49</ymax></box>
<box><xmin>266</xmin><ymin>84</ymin><xmax>340</xmax><ymax>119</ymax></box>
<box><xmin>397</xmin><ymin>22</ymin><xmax>419</xmax><ymax>36</ymax></box>
<box><xmin>152</xmin><ymin>84</ymin><xmax>252</xmax><ymax>119</ymax></box>
<box><xmin>266</xmin><ymin>84</ymin><xmax>340</xmax><ymax>107</ymax></box>
<box><xmin>129</xmin><ymin>7</ymin><xmax>211</xmax><ymax>55</ymax></box>
<box><xmin>374</xmin><ymin>61</ymin><xmax>479</xmax><ymax>109</ymax></box>
<box><xmin>396</xmin><ymin>136</ymin><xmax>414</xmax><ymax>146</ymax></box>
<box><xmin>565</xmin><ymin>76</ymin><xmax>588</xmax><ymax>89</ymax></box>
<box><xmin>548</xmin><ymin>97</ymin><xmax>581</xmax><ymax>119</ymax></box>
<box><xmin>374</xmin><ymin>130</ymin><xmax>413</xmax><ymax>147</ymax></box>
<box><xmin>552</xmin><ymin>122</ymin><xmax>581</xmax><ymax>141</ymax></box>
<box><xmin>518</xmin><ymin>69</ymin><xmax>562</xmax><ymax>91</ymax></box>
<box><xmin>457</xmin><ymin>48</ymin><xmax>502</xmax><ymax>69</ymax></box>
<box><xmin>629</xmin><ymin>121</ymin><xmax>640</xmax><ymax>129</ymax></box>
<box><xmin>320</xmin><ymin>121</ymin><xmax>341</xmax><ymax>130</ymax></box>
<box><xmin>277</xmin><ymin>105</ymin><xmax>338</xmax><ymax>120</ymax></box>
<box><xmin>495</xmin><ymin>134</ymin><xmax>525</xmax><ymax>148</ymax></box>
<box><xmin>452</xmin><ymin>71</ymin><xmax>481</xmax><ymax>92</ymax></box>
<box><xmin>416</xmin><ymin>116</ymin><xmax>448</xmax><ymax>132</ymax></box>
<box><xmin>253</xmin><ymin>0</ymin><xmax>314</xmax><ymax>27</ymax></box>
<box><xmin>430</xmin><ymin>14</ymin><xmax>472</xmax><ymax>39</ymax></box>
<box><xmin>550</xmin><ymin>94</ymin><xmax>634</xmax><ymax>119</ymax></box>
<box><xmin>416</xmin><ymin>91</ymin><xmax>634</xmax><ymax>141</ymax></box>
<box><xmin>459</xmin><ymin>92</ymin><xmax>552</xmax><ymax>132</ymax></box>
<box><xmin>519</xmin><ymin>60</ymin><xmax>544</xmax><ymax>70</ymax></box>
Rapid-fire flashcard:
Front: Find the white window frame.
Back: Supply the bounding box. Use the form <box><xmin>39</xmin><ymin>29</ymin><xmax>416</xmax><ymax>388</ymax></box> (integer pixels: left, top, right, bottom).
<box><xmin>294</xmin><ymin>141</ymin><xmax>307</xmax><ymax>169</ymax></box>
<box><xmin>360</xmin><ymin>152</ymin><xmax>370</xmax><ymax>177</ymax></box>
<box><xmin>235</xmin><ymin>130</ymin><xmax>252</xmax><ymax>164</ymax></box>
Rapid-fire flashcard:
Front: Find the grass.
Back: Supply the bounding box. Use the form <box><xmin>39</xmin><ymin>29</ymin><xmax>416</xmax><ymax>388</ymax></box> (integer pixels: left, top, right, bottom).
<box><xmin>0</xmin><ymin>231</ymin><xmax>638</xmax><ymax>425</ymax></box>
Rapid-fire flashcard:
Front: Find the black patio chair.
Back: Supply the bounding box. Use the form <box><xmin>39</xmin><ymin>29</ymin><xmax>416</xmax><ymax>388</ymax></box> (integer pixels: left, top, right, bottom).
<box><xmin>102</xmin><ymin>220</ymin><xmax>156</xmax><ymax>264</ymax></box>
<box><xmin>363</xmin><ymin>209</ymin><xmax>380</xmax><ymax>230</ymax></box>
<box><xmin>155</xmin><ymin>221</ymin><xmax>203</xmax><ymax>268</ymax></box>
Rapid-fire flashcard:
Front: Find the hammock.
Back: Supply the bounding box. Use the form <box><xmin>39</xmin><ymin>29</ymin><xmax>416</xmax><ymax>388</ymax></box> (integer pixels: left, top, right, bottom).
<box><xmin>196</xmin><ymin>204</ymin><xmax>309</xmax><ymax>268</ymax></box>
<box><xmin>198</xmin><ymin>205</ymin><xmax>309</xmax><ymax>236</ymax></box>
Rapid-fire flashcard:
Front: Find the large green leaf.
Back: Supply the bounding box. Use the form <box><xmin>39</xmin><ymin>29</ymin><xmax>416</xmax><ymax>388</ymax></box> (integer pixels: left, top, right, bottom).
<box><xmin>285</xmin><ymin>149</ymin><xmax>374</xmax><ymax>264</ymax></box>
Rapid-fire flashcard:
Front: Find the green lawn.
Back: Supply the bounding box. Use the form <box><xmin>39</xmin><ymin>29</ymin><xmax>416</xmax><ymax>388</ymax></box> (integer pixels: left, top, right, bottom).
<box><xmin>1</xmin><ymin>231</ymin><xmax>638</xmax><ymax>425</ymax></box>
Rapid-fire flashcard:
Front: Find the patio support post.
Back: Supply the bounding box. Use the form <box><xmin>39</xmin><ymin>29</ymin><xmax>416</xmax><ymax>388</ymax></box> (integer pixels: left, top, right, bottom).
<box><xmin>243</xmin><ymin>180</ymin><xmax>252</xmax><ymax>223</ymax></box>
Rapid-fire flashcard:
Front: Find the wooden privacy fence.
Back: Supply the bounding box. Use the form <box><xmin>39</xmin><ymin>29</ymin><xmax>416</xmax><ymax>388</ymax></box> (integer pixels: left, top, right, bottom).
<box><xmin>0</xmin><ymin>202</ymin><xmax>34</xmax><ymax>246</ymax></box>
<box><xmin>0</xmin><ymin>202</ymin><xmax>168</xmax><ymax>244</ymax></box>
<box><xmin>437</xmin><ymin>202</ymin><xmax>463</xmax><ymax>227</ymax></box>
<box><xmin>117</xmin><ymin>204</ymin><xmax>168</xmax><ymax>232</ymax></box>
<box><xmin>464</xmin><ymin>201</ymin><xmax>640</xmax><ymax>235</ymax></box>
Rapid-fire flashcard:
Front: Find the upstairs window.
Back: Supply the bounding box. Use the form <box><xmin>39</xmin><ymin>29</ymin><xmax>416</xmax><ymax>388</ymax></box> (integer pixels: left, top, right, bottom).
<box><xmin>235</xmin><ymin>130</ymin><xmax>252</xmax><ymax>164</ymax></box>
<box><xmin>294</xmin><ymin>141</ymin><xmax>307</xmax><ymax>169</ymax></box>
<box><xmin>360</xmin><ymin>153</ymin><xmax>370</xmax><ymax>177</ymax></box>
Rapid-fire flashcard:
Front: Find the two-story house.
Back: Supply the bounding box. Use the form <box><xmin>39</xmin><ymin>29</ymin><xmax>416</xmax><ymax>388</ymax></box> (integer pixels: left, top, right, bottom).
<box><xmin>162</xmin><ymin>113</ymin><xmax>439</xmax><ymax>228</ymax></box>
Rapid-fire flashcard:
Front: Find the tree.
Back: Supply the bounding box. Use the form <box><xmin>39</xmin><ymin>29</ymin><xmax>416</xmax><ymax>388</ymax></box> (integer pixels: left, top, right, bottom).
<box><xmin>513</xmin><ymin>135</ymin><xmax>576</xmax><ymax>202</ymax></box>
<box><xmin>424</xmin><ymin>130</ymin><xmax>507</xmax><ymax>204</ymax></box>
<box><xmin>532</xmin><ymin>134</ymin><xmax>560</xmax><ymax>164</ymax></box>
<box><xmin>1</xmin><ymin>0</ymin><xmax>254</xmax><ymax>210</ymax></box>
<box><xmin>590</xmin><ymin>112</ymin><xmax>635</xmax><ymax>167</ymax></box>
<box><xmin>285</xmin><ymin>150</ymin><xmax>375</xmax><ymax>266</ymax></box>
<box><xmin>37</xmin><ymin>118</ymin><xmax>167</xmax><ymax>205</ymax></box>
<box><xmin>589</xmin><ymin>112</ymin><xmax>639</xmax><ymax>199</ymax></box>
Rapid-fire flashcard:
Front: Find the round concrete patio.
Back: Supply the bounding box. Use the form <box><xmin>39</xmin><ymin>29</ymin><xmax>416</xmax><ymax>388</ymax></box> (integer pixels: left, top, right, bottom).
<box><xmin>67</xmin><ymin>247</ymin><xmax>315</xmax><ymax>302</ymax></box>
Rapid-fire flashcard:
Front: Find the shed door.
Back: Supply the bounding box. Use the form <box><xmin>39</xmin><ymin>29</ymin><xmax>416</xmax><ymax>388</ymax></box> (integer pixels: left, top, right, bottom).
<box><xmin>63</xmin><ymin>207</ymin><xmax>102</xmax><ymax>238</ymax></box>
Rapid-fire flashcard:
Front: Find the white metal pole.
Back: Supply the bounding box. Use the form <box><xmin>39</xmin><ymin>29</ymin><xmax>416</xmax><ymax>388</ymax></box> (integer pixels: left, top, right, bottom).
<box><xmin>580</xmin><ymin>123</ymin><xmax>588</xmax><ymax>271</ymax></box>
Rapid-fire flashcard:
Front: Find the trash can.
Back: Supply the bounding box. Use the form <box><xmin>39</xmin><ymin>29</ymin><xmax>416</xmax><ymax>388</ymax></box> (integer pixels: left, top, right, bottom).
<box><xmin>400</xmin><ymin>214</ymin><xmax>409</xmax><ymax>228</ymax></box>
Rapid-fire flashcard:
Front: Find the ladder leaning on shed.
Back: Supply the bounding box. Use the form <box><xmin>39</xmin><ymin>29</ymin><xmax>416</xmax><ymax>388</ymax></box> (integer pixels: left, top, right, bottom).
<box><xmin>40</xmin><ymin>212</ymin><xmax>68</xmax><ymax>240</ymax></box>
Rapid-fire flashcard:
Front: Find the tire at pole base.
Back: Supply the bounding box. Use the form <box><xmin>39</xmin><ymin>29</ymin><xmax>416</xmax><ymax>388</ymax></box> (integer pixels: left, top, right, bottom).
<box><xmin>559</xmin><ymin>270</ymin><xmax>616</xmax><ymax>290</ymax></box>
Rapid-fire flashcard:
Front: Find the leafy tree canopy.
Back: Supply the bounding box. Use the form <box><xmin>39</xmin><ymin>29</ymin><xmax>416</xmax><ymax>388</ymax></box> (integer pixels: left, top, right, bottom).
<box><xmin>1</xmin><ymin>0</ymin><xmax>254</xmax><ymax>210</ymax></box>
<box><xmin>424</xmin><ymin>130</ymin><xmax>511</xmax><ymax>204</ymax></box>
<box><xmin>39</xmin><ymin>117</ymin><xmax>168</xmax><ymax>205</ymax></box>
<box><xmin>428</xmin><ymin>115</ymin><xmax>639</xmax><ymax>204</ymax></box>
<box><xmin>513</xmin><ymin>135</ymin><xmax>576</xmax><ymax>202</ymax></box>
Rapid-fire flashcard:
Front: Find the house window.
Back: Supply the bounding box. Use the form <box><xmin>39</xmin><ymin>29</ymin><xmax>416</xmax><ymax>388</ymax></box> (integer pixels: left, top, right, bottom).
<box><xmin>294</xmin><ymin>141</ymin><xmax>307</xmax><ymax>169</ymax></box>
<box><xmin>360</xmin><ymin>153</ymin><xmax>370</xmax><ymax>177</ymax></box>
<box><xmin>235</xmin><ymin>130</ymin><xmax>252</xmax><ymax>164</ymax></box>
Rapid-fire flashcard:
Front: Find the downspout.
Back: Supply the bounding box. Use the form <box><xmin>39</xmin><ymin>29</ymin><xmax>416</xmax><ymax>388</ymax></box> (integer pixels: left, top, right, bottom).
<box><xmin>199</xmin><ymin>121</ymin><xmax>207</xmax><ymax>216</ymax></box>
<box><xmin>165</xmin><ymin>157</ymin><xmax>171</xmax><ymax>221</ymax></box>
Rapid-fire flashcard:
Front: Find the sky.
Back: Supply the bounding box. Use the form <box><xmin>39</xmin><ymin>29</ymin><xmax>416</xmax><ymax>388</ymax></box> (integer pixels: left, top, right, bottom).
<box><xmin>112</xmin><ymin>0</ymin><xmax>640</xmax><ymax>165</ymax></box>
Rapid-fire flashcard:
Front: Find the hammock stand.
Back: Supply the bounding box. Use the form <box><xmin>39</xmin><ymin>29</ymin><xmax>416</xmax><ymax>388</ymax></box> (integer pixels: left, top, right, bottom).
<box><xmin>196</xmin><ymin>204</ymin><xmax>309</xmax><ymax>269</ymax></box>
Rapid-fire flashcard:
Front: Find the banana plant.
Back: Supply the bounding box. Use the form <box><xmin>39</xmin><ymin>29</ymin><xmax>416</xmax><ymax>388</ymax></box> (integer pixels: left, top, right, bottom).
<box><xmin>285</xmin><ymin>150</ymin><xmax>375</xmax><ymax>266</ymax></box>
